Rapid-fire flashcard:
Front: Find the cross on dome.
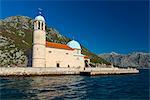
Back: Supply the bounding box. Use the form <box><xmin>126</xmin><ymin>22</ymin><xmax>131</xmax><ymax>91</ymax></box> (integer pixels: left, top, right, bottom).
<box><xmin>35</xmin><ymin>8</ymin><xmax>45</xmax><ymax>22</ymax></box>
<box><xmin>38</xmin><ymin>8</ymin><xmax>42</xmax><ymax>15</ymax></box>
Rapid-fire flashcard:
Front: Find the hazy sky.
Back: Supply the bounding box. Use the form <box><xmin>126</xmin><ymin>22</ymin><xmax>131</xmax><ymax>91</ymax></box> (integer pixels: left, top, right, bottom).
<box><xmin>1</xmin><ymin>0</ymin><xmax>149</xmax><ymax>54</ymax></box>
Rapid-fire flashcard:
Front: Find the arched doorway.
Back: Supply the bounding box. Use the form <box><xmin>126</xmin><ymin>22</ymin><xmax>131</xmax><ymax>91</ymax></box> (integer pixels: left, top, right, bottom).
<box><xmin>56</xmin><ymin>63</ymin><xmax>60</xmax><ymax>67</ymax></box>
<box><xmin>84</xmin><ymin>60</ymin><xmax>89</xmax><ymax>67</ymax></box>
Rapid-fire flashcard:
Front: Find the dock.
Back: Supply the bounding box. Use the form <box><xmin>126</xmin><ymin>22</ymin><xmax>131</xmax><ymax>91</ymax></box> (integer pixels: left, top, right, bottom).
<box><xmin>0</xmin><ymin>67</ymin><xmax>139</xmax><ymax>76</ymax></box>
<box><xmin>80</xmin><ymin>67</ymin><xmax>139</xmax><ymax>75</ymax></box>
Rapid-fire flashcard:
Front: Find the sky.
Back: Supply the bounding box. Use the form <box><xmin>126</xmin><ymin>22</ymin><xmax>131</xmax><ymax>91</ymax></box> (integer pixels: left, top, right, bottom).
<box><xmin>0</xmin><ymin>0</ymin><xmax>149</xmax><ymax>54</ymax></box>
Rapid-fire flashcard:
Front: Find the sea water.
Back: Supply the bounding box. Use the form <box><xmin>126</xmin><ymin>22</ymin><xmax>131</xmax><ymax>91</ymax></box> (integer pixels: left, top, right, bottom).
<box><xmin>0</xmin><ymin>69</ymin><xmax>149</xmax><ymax>100</ymax></box>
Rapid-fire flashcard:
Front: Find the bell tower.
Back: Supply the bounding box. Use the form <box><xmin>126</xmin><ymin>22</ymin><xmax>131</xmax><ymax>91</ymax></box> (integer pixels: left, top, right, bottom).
<box><xmin>32</xmin><ymin>11</ymin><xmax>46</xmax><ymax>67</ymax></box>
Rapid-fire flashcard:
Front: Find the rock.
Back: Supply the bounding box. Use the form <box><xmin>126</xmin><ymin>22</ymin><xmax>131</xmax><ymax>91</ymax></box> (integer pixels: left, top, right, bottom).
<box><xmin>99</xmin><ymin>52</ymin><xmax>150</xmax><ymax>68</ymax></box>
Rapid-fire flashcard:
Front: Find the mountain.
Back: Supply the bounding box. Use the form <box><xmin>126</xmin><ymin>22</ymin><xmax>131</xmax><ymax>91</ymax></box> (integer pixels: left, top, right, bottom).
<box><xmin>0</xmin><ymin>16</ymin><xmax>110</xmax><ymax>67</ymax></box>
<box><xmin>99</xmin><ymin>52</ymin><xmax>150</xmax><ymax>68</ymax></box>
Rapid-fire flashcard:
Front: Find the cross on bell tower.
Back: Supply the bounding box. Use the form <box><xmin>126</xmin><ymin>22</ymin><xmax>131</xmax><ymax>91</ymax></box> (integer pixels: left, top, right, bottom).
<box><xmin>38</xmin><ymin>8</ymin><xmax>42</xmax><ymax>15</ymax></box>
<box><xmin>34</xmin><ymin>8</ymin><xmax>45</xmax><ymax>30</ymax></box>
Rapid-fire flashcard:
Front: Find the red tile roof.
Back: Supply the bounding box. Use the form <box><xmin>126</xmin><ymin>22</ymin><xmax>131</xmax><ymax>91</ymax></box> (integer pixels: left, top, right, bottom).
<box><xmin>46</xmin><ymin>41</ymin><xmax>74</xmax><ymax>50</ymax></box>
<box><xmin>84</xmin><ymin>55</ymin><xmax>89</xmax><ymax>59</ymax></box>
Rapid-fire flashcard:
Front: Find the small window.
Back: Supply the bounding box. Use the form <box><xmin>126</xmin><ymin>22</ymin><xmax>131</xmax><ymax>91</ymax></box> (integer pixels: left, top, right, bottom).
<box><xmin>57</xmin><ymin>63</ymin><xmax>60</xmax><ymax>67</ymax></box>
<box><xmin>68</xmin><ymin>65</ymin><xmax>70</xmax><ymax>68</ymax></box>
<box><xmin>66</xmin><ymin>53</ymin><xmax>69</xmax><ymax>55</ymax></box>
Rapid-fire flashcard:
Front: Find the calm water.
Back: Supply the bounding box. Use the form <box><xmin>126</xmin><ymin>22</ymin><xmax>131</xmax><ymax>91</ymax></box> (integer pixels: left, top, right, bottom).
<box><xmin>0</xmin><ymin>69</ymin><xmax>149</xmax><ymax>100</ymax></box>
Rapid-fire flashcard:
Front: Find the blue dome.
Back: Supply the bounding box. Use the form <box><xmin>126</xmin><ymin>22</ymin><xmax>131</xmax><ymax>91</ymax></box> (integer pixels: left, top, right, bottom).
<box><xmin>67</xmin><ymin>40</ymin><xmax>81</xmax><ymax>49</ymax></box>
<box><xmin>35</xmin><ymin>15</ymin><xmax>45</xmax><ymax>22</ymax></box>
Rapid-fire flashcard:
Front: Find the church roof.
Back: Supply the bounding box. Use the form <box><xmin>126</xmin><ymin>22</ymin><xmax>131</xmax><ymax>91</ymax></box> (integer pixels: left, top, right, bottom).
<box><xmin>46</xmin><ymin>42</ymin><xmax>74</xmax><ymax>50</ymax></box>
<box><xmin>67</xmin><ymin>40</ymin><xmax>81</xmax><ymax>50</ymax></box>
<box><xmin>84</xmin><ymin>55</ymin><xmax>89</xmax><ymax>59</ymax></box>
<box><xmin>35</xmin><ymin>15</ymin><xmax>45</xmax><ymax>22</ymax></box>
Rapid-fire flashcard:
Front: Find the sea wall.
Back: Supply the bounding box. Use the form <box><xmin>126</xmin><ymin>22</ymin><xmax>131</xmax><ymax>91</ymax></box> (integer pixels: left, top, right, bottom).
<box><xmin>0</xmin><ymin>67</ymin><xmax>80</xmax><ymax>76</ymax></box>
<box><xmin>84</xmin><ymin>67</ymin><xmax>139</xmax><ymax>75</ymax></box>
<box><xmin>0</xmin><ymin>67</ymin><xmax>139</xmax><ymax>76</ymax></box>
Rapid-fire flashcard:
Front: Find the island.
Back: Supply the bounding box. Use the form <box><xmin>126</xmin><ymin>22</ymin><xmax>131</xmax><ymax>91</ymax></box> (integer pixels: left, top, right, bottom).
<box><xmin>0</xmin><ymin>13</ymin><xmax>139</xmax><ymax>76</ymax></box>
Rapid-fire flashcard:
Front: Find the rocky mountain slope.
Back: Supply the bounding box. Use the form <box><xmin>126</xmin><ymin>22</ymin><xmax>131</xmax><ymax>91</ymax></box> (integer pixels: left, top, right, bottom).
<box><xmin>0</xmin><ymin>16</ymin><xmax>110</xmax><ymax>67</ymax></box>
<box><xmin>99</xmin><ymin>52</ymin><xmax>150</xmax><ymax>68</ymax></box>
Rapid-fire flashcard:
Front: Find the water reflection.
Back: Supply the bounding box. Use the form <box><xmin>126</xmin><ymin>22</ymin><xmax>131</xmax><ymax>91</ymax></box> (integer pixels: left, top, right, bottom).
<box><xmin>0</xmin><ymin>70</ymin><xmax>149</xmax><ymax>100</ymax></box>
<box><xmin>1</xmin><ymin>76</ymin><xmax>87</xmax><ymax>99</ymax></box>
<box><xmin>29</xmin><ymin>76</ymin><xmax>87</xmax><ymax>99</ymax></box>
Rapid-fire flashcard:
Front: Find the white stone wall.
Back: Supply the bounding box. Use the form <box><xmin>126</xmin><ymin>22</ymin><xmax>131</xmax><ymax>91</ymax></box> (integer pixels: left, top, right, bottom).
<box><xmin>32</xmin><ymin>30</ymin><xmax>46</xmax><ymax>67</ymax></box>
<box><xmin>33</xmin><ymin>30</ymin><xmax>46</xmax><ymax>45</ymax></box>
<box><xmin>45</xmin><ymin>47</ymin><xmax>85</xmax><ymax>69</ymax></box>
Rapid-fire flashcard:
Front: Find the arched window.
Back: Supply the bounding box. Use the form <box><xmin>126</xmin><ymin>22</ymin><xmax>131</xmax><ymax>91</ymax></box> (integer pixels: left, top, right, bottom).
<box><xmin>41</xmin><ymin>22</ymin><xmax>43</xmax><ymax>30</ymax></box>
<box><xmin>38</xmin><ymin>21</ymin><xmax>40</xmax><ymax>29</ymax></box>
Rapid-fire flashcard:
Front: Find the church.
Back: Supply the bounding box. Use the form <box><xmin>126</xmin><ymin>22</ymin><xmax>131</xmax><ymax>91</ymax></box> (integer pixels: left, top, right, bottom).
<box><xmin>32</xmin><ymin>14</ymin><xmax>90</xmax><ymax>69</ymax></box>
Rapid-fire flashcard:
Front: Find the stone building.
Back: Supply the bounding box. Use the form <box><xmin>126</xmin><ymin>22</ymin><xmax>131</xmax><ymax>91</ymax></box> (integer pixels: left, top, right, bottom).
<box><xmin>32</xmin><ymin>14</ymin><xmax>90</xmax><ymax>69</ymax></box>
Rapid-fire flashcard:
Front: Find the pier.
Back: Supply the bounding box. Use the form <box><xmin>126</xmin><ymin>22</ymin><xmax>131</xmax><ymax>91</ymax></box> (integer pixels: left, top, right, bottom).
<box><xmin>80</xmin><ymin>67</ymin><xmax>139</xmax><ymax>75</ymax></box>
